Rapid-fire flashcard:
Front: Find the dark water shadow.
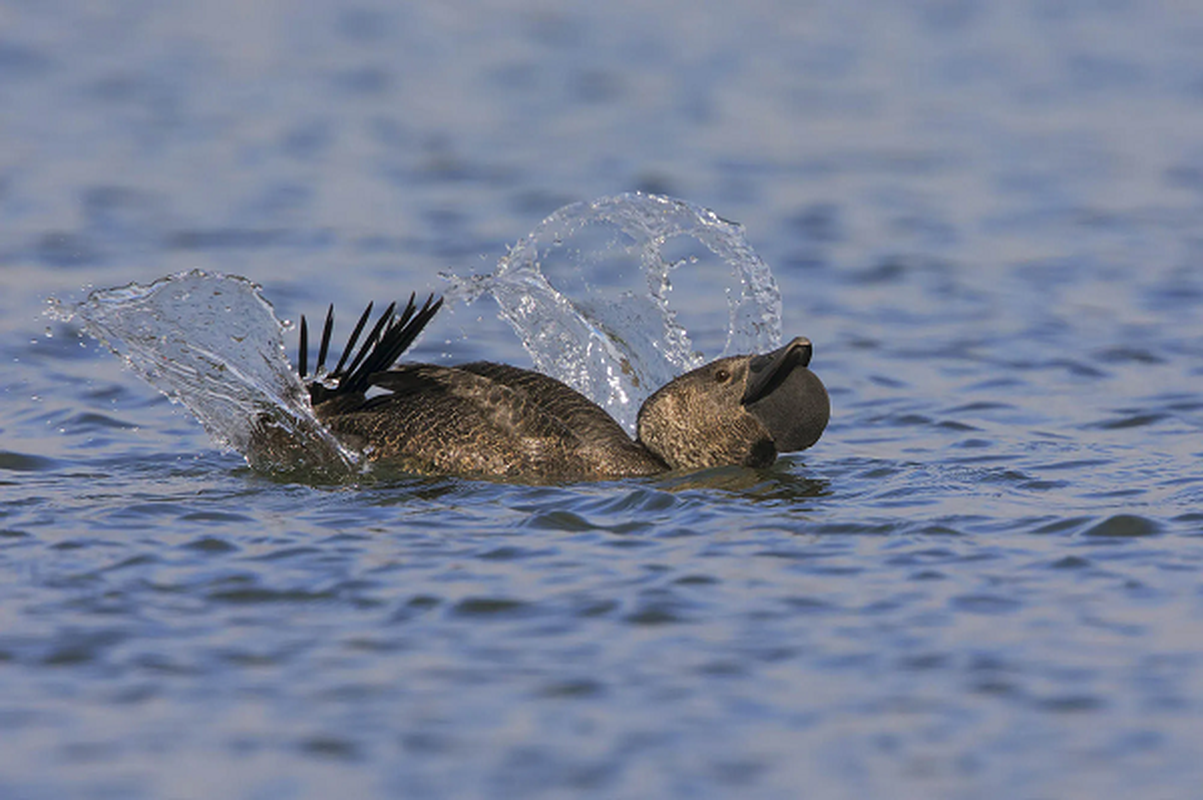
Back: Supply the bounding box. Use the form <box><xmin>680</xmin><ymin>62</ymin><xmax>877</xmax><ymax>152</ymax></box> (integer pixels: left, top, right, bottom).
<box><xmin>653</xmin><ymin>461</ymin><xmax>831</xmax><ymax>505</ymax></box>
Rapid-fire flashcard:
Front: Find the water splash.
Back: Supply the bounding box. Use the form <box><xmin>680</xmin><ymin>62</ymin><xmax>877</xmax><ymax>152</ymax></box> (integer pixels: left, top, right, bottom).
<box><xmin>69</xmin><ymin>270</ymin><xmax>358</xmax><ymax>478</ymax></box>
<box><xmin>444</xmin><ymin>192</ymin><xmax>782</xmax><ymax>431</ymax></box>
<box><xmin>63</xmin><ymin>195</ymin><xmax>782</xmax><ymax>474</ymax></box>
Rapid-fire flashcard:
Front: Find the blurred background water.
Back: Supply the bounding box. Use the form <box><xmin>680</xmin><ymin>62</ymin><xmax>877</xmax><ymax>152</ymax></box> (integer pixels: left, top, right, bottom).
<box><xmin>2</xmin><ymin>1</ymin><xmax>1203</xmax><ymax>798</ymax></box>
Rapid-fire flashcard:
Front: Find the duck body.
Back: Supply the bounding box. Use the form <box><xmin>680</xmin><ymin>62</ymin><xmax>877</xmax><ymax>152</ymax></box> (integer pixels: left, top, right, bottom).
<box><xmin>316</xmin><ymin>361</ymin><xmax>667</xmax><ymax>481</ymax></box>
<box><xmin>296</xmin><ymin>295</ymin><xmax>829</xmax><ymax>482</ymax></box>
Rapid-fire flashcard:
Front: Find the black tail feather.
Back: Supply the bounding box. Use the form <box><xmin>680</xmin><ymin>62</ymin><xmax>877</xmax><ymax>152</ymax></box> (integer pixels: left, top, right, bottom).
<box><xmin>299</xmin><ymin>293</ymin><xmax>444</xmax><ymax>405</ymax></box>
<box><xmin>342</xmin><ymin>300</ymin><xmax>397</xmax><ymax>382</ymax></box>
<box><xmin>316</xmin><ymin>304</ymin><xmax>334</xmax><ymax>375</ymax></box>
<box><xmin>332</xmin><ymin>302</ymin><xmax>374</xmax><ymax>378</ymax></box>
<box><xmin>298</xmin><ymin>314</ymin><xmax>309</xmax><ymax>378</ymax></box>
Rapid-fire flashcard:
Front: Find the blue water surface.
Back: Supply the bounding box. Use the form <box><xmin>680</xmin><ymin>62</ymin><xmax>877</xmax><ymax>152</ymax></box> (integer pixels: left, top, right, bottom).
<box><xmin>2</xmin><ymin>2</ymin><xmax>1203</xmax><ymax>798</ymax></box>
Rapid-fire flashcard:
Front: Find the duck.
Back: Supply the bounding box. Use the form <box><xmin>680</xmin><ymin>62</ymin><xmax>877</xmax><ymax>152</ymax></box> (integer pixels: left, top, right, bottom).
<box><xmin>290</xmin><ymin>293</ymin><xmax>829</xmax><ymax>482</ymax></box>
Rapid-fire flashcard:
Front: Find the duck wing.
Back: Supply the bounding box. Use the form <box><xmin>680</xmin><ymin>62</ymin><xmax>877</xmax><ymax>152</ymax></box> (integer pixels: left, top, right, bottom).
<box><xmin>455</xmin><ymin>362</ymin><xmax>668</xmax><ymax>475</ymax></box>
<box><xmin>322</xmin><ymin>363</ymin><xmax>666</xmax><ymax>480</ymax></box>
<box><xmin>456</xmin><ymin>362</ymin><xmax>634</xmax><ymax>442</ymax></box>
<box><xmin>325</xmin><ymin>364</ymin><xmax>589</xmax><ymax>479</ymax></box>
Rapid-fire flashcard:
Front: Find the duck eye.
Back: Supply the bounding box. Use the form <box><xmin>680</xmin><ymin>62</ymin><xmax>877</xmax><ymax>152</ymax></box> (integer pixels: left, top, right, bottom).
<box><xmin>714</xmin><ymin>367</ymin><xmax>730</xmax><ymax>383</ymax></box>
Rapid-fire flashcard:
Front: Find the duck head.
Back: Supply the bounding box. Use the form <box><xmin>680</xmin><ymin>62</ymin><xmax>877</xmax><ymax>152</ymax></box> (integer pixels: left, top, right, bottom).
<box><xmin>636</xmin><ymin>337</ymin><xmax>830</xmax><ymax>471</ymax></box>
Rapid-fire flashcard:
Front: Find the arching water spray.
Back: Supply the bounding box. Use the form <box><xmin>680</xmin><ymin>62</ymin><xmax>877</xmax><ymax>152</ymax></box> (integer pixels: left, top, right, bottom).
<box><xmin>69</xmin><ymin>271</ymin><xmax>358</xmax><ymax>478</ymax></box>
<box><xmin>65</xmin><ymin>194</ymin><xmax>783</xmax><ymax>472</ymax></box>
<box><xmin>444</xmin><ymin>193</ymin><xmax>782</xmax><ymax>432</ymax></box>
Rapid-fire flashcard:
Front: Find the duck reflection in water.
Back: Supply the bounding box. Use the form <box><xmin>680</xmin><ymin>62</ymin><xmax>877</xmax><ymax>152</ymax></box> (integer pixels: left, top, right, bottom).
<box><xmin>272</xmin><ymin>293</ymin><xmax>829</xmax><ymax>483</ymax></box>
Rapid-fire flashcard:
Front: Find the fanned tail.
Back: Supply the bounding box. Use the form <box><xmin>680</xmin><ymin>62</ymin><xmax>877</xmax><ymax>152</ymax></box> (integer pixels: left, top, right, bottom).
<box><xmin>298</xmin><ymin>293</ymin><xmax>443</xmax><ymax>405</ymax></box>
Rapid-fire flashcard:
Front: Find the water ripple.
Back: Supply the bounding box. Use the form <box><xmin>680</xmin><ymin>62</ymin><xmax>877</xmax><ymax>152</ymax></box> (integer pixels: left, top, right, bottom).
<box><xmin>3</xmin><ymin>2</ymin><xmax>1203</xmax><ymax>798</ymax></box>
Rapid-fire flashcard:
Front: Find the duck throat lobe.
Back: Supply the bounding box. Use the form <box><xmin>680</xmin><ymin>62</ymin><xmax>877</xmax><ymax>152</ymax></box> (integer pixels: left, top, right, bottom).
<box><xmin>744</xmin><ymin>365</ymin><xmax>829</xmax><ymax>453</ymax></box>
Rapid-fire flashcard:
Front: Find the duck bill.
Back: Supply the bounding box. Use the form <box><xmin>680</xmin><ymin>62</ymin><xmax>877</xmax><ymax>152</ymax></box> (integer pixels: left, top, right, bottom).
<box><xmin>742</xmin><ymin>337</ymin><xmax>830</xmax><ymax>453</ymax></box>
<box><xmin>741</xmin><ymin>337</ymin><xmax>813</xmax><ymax>405</ymax></box>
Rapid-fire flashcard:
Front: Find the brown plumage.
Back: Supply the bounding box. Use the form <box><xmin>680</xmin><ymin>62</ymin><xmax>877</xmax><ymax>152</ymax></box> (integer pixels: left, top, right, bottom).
<box><xmin>292</xmin><ymin>294</ymin><xmax>829</xmax><ymax>482</ymax></box>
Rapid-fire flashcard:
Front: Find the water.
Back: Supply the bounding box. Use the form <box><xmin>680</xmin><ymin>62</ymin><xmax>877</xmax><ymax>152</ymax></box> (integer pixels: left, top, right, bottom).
<box><xmin>67</xmin><ymin>193</ymin><xmax>781</xmax><ymax>459</ymax></box>
<box><xmin>444</xmin><ymin>192</ymin><xmax>782</xmax><ymax>432</ymax></box>
<box><xmin>3</xmin><ymin>1</ymin><xmax>1203</xmax><ymax>798</ymax></box>
<box><xmin>67</xmin><ymin>270</ymin><xmax>356</xmax><ymax>477</ymax></box>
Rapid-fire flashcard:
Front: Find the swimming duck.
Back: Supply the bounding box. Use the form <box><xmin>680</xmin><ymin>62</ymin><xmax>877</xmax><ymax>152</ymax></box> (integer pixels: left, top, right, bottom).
<box><xmin>293</xmin><ymin>293</ymin><xmax>829</xmax><ymax>482</ymax></box>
